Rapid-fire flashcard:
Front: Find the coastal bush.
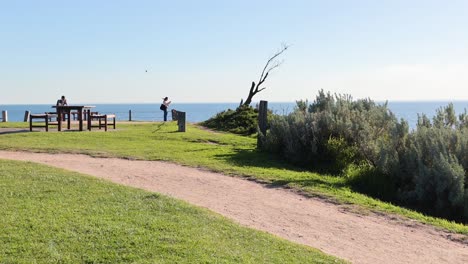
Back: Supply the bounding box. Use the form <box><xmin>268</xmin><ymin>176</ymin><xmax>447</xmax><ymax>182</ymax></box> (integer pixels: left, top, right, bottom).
<box><xmin>201</xmin><ymin>105</ymin><xmax>259</xmax><ymax>135</ymax></box>
<box><xmin>262</xmin><ymin>90</ymin><xmax>403</xmax><ymax>175</ymax></box>
<box><xmin>391</xmin><ymin>128</ymin><xmax>464</xmax><ymax>217</ymax></box>
<box><xmin>261</xmin><ymin>91</ymin><xmax>468</xmax><ymax>222</ymax></box>
<box><xmin>385</xmin><ymin>106</ymin><xmax>468</xmax><ymax>220</ymax></box>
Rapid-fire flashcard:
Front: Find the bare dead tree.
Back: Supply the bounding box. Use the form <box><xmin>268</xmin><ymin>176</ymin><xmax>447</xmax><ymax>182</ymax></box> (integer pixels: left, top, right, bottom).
<box><xmin>242</xmin><ymin>44</ymin><xmax>289</xmax><ymax>106</ymax></box>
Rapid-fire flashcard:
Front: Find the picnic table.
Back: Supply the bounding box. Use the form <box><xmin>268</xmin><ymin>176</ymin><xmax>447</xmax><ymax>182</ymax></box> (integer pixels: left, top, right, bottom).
<box><xmin>53</xmin><ymin>105</ymin><xmax>95</xmax><ymax>131</ymax></box>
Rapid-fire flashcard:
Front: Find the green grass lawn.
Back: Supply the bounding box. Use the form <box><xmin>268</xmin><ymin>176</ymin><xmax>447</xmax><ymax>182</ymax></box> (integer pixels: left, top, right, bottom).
<box><xmin>1</xmin><ymin>121</ymin><xmax>467</xmax><ymax>235</ymax></box>
<box><xmin>0</xmin><ymin>159</ymin><xmax>342</xmax><ymax>263</ymax></box>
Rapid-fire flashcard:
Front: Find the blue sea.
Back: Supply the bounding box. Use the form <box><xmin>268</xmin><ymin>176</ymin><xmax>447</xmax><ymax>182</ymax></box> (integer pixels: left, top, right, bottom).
<box><xmin>1</xmin><ymin>101</ymin><xmax>468</xmax><ymax>129</ymax></box>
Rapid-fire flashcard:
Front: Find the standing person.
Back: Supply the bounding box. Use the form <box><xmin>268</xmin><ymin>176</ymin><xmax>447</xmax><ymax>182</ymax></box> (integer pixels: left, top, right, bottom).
<box><xmin>160</xmin><ymin>97</ymin><xmax>171</xmax><ymax>121</ymax></box>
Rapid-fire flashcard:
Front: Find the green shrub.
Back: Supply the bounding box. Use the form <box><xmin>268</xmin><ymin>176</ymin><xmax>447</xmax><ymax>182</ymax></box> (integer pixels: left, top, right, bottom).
<box><xmin>324</xmin><ymin>137</ymin><xmax>360</xmax><ymax>175</ymax></box>
<box><xmin>201</xmin><ymin>105</ymin><xmax>259</xmax><ymax>135</ymax></box>
<box><xmin>345</xmin><ymin>163</ymin><xmax>396</xmax><ymax>201</ymax></box>
<box><xmin>387</xmin><ymin>120</ymin><xmax>467</xmax><ymax>220</ymax></box>
<box><xmin>465</xmin><ymin>189</ymin><xmax>468</xmax><ymax>220</ymax></box>
<box><xmin>263</xmin><ymin>112</ymin><xmax>316</xmax><ymax>167</ymax></box>
<box><xmin>261</xmin><ymin>90</ymin><xmax>468</xmax><ymax>222</ymax></box>
<box><xmin>261</xmin><ymin>90</ymin><xmax>403</xmax><ymax>174</ymax></box>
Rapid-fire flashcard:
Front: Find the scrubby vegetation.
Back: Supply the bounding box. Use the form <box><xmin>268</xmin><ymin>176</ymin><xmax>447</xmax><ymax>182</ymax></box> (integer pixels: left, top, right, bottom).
<box><xmin>200</xmin><ymin>105</ymin><xmax>259</xmax><ymax>135</ymax></box>
<box><xmin>260</xmin><ymin>90</ymin><xmax>468</xmax><ymax>223</ymax></box>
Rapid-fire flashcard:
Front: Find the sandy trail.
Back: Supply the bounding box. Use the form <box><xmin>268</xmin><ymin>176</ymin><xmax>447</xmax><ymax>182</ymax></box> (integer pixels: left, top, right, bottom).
<box><xmin>0</xmin><ymin>150</ymin><xmax>467</xmax><ymax>264</ymax></box>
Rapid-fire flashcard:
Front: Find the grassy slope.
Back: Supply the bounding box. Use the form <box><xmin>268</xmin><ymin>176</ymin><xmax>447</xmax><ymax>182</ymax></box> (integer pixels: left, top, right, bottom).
<box><xmin>0</xmin><ymin>121</ymin><xmax>467</xmax><ymax>235</ymax></box>
<box><xmin>0</xmin><ymin>159</ymin><xmax>342</xmax><ymax>263</ymax></box>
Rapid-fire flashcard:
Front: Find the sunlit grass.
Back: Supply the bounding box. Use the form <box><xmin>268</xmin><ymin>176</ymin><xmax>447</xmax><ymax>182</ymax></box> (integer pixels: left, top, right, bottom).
<box><xmin>0</xmin><ymin>159</ymin><xmax>342</xmax><ymax>263</ymax></box>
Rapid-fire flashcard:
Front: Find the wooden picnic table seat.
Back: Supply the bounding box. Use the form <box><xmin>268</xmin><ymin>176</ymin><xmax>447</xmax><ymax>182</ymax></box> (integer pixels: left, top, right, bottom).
<box><xmin>45</xmin><ymin>112</ymin><xmax>58</xmax><ymax>122</ymax></box>
<box><xmin>29</xmin><ymin>113</ymin><xmax>58</xmax><ymax>132</ymax></box>
<box><xmin>89</xmin><ymin>113</ymin><xmax>116</xmax><ymax>132</ymax></box>
<box><xmin>69</xmin><ymin>111</ymin><xmax>99</xmax><ymax>121</ymax></box>
<box><xmin>45</xmin><ymin>111</ymin><xmax>71</xmax><ymax>122</ymax></box>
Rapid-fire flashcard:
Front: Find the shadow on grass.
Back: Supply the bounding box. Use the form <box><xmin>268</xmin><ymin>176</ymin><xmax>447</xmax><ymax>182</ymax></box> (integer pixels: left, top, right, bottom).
<box><xmin>214</xmin><ymin>149</ymin><xmax>347</xmax><ymax>190</ymax></box>
<box><xmin>0</xmin><ymin>129</ymin><xmax>30</xmax><ymax>135</ymax></box>
<box><xmin>151</xmin><ymin>123</ymin><xmax>166</xmax><ymax>133</ymax></box>
<box><xmin>214</xmin><ymin>149</ymin><xmax>304</xmax><ymax>172</ymax></box>
<box><xmin>265</xmin><ymin>178</ymin><xmax>347</xmax><ymax>190</ymax></box>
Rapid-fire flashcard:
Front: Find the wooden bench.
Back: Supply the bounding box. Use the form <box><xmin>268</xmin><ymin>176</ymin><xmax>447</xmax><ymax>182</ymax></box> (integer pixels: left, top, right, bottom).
<box><xmin>29</xmin><ymin>113</ymin><xmax>58</xmax><ymax>132</ymax></box>
<box><xmin>71</xmin><ymin>111</ymin><xmax>97</xmax><ymax>121</ymax></box>
<box><xmin>45</xmin><ymin>112</ymin><xmax>58</xmax><ymax>122</ymax></box>
<box><xmin>89</xmin><ymin>114</ymin><xmax>116</xmax><ymax>131</ymax></box>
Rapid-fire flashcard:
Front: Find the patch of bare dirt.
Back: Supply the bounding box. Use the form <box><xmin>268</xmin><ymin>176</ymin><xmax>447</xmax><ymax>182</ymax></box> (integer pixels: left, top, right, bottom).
<box><xmin>0</xmin><ymin>150</ymin><xmax>467</xmax><ymax>264</ymax></box>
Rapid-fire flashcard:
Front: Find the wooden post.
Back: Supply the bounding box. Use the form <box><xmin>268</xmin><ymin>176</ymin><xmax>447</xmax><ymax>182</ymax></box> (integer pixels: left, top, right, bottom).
<box><xmin>177</xmin><ymin>111</ymin><xmax>186</xmax><ymax>132</ymax></box>
<box><xmin>24</xmin><ymin>111</ymin><xmax>30</xmax><ymax>122</ymax></box>
<box><xmin>129</xmin><ymin>110</ymin><xmax>132</xmax><ymax>121</ymax></box>
<box><xmin>29</xmin><ymin>115</ymin><xmax>33</xmax><ymax>131</ymax></box>
<box><xmin>258</xmin><ymin>100</ymin><xmax>268</xmax><ymax>135</ymax></box>
<box><xmin>1</xmin><ymin>111</ymin><xmax>7</xmax><ymax>122</ymax></box>
<box><xmin>257</xmin><ymin>100</ymin><xmax>268</xmax><ymax>148</ymax></box>
<box><xmin>171</xmin><ymin>109</ymin><xmax>178</xmax><ymax>121</ymax></box>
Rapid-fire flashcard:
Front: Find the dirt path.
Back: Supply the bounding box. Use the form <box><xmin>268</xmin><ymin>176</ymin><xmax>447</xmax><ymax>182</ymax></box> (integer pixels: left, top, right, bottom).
<box><xmin>1</xmin><ymin>150</ymin><xmax>467</xmax><ymax>264</ymax></box>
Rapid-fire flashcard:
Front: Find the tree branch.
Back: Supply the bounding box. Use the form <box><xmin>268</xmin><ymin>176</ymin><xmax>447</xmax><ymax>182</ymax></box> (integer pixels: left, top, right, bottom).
<box><xmin>258</xmin><ymin>72</ymin><xmax>269</xmax><ymax>88</ymax></box>
<box><xmin>242</xmin><ymin>44</ymin><xmax>290</xmax><ymax>106</ymax></box>
<box><xmin>249</xmin><ymin>81</ymin><xmax>255</xmax><ymax>93</ymax></box>
<box><xmin>258</xmin><ymin>45</ymin><xmax>289</xmax><ymax>85</ymax></box>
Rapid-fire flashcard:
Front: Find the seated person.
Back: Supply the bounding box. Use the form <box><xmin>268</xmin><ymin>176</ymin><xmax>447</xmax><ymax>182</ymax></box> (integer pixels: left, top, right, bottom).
<box><xmin>56</xmin><ymin>95</ymin><xmax>68</xmax><ymax>121</ymax></box>
<box><xmin>56</xmin><ymin>95</ymin><xmax>68</xmax><ymax>106</ymax></box>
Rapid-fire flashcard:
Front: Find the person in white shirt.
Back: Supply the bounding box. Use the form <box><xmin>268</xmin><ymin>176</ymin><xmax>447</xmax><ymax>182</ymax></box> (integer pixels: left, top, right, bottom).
<box><xmin>161</xmin><ymin>97</ymin><xmax>171</xmax><ymax>121</ymax></box>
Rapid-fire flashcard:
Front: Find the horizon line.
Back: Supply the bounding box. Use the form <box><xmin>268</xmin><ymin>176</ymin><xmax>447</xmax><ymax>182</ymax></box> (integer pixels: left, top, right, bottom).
<box><xmin>2</xmin><ymin>99</ymin><xmax>468</xmax><ymax>105</ymax></box>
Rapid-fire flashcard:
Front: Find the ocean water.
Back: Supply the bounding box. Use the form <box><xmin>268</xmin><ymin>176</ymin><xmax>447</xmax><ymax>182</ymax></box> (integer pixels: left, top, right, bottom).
<box><xmin>387</xmin><ymin>101</ymin><xmax>468</xmax><ymax>129</ymax></box>
<box><xmin>0</xmin><ymin>102</ymin><xmax>296</xmax><ymax>123</ymax></box>
<box><xmin>1</xmin><ymin>101</ymin><xmax>467</xmax><ymax>129</ymax></box>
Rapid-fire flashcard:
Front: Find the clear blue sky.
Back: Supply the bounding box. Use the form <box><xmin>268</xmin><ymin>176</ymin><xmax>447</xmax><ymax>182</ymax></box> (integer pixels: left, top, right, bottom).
<box><xmin>1</xmin><ymin>0</ymin><xmax>468</xmax><ymax>104</ymax></box>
